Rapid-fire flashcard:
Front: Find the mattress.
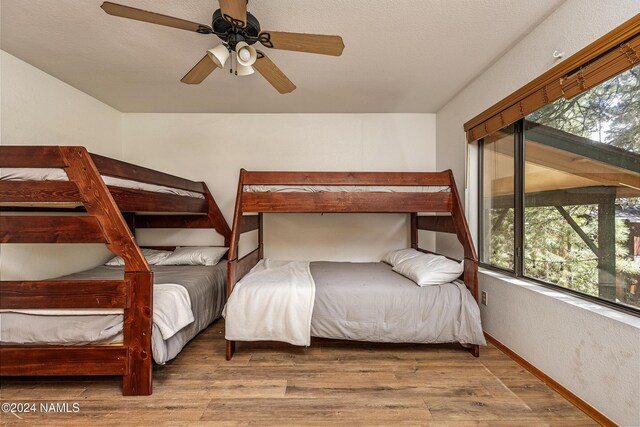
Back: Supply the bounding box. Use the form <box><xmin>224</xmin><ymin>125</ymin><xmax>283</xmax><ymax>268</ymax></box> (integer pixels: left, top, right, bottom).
<box><xmin>0</xmin><ymin>167</ymin><xmax>205</xmax><ymax>199</ymax></box>
<box><xmin>0</xmin><ymin>262</ymin><xmax>227</xmax><ymax>364</ymax></box>
<box><xmin>310</xmin><ymin>262</ymin><xmax>485</xmax><ymax>345</ymax></box>
<box><xmin>244</xmin><ymin>185</ymin><xmax>450</xmax><ymax>193</ymax></box>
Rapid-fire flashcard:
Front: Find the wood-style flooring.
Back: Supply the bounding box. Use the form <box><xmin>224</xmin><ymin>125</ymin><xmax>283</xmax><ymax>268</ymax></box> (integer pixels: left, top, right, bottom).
<box><xmin>0</xmin><ymin>320</ymin><xmax>596</xmax><ymax>426</ymax></box>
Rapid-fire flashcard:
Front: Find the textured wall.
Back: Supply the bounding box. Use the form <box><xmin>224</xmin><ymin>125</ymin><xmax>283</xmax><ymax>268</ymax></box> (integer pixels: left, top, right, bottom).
<box><xmin>0</xmin><ymin>51</ymin><xmax>122</xmax><ymax>280</ymax></box>
<box><xmin>435</xmin><ymin>1</ymin><xmax>640</xmax><ymax>424</ymax></box>
<box><xmin>123</xmin><ymin>113</ymin><xmax>437</xmax><ymax>261</ymax></box>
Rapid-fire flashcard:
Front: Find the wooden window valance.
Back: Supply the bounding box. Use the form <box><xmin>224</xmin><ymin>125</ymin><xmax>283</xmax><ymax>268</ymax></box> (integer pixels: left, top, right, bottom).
<box><xmin>464</xmin><ymin>14</ymin><xmax>640</xmax><ymax>143</ymax></box>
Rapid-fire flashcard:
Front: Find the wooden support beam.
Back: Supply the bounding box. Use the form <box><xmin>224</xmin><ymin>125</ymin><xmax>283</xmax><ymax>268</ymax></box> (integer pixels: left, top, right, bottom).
<box><xmin>410</xmin><ymin>213</ymin><xmax>418</xmax><ymax>249</ymax></box>
<box><xmin>122</xmin><ymin>271</ymin><xmax>153</xmax><ymax>396</ymax></box>
<box><xmin>258</xmin><ymin>213</ymin><xmax>264</xmax><ymax>259</ymax></box>
<box><xmin>59</xmin><ymin>146</ymin><xmax>149</xmax><ymax>272</ymax></box>
<box><xmin>0</xmin><ymin>280</ymin><xmax>129</xmax><ymax>309</ymax></box>
<box><xmin>202</xmin><ymin>182</ymin><xmax>232</xmax><ymax>245</ymax></box>
<box><xmin>554</xmin><ymin>206</ymin><xmax>599</xmax><ymax>257</ymax></box>
<box><xmin>597</xmin><ymin>191</ymin><xmax>617</xmax><ymax>301</ymax></box>
<box><xmin>0</xmin><ymin>216</ymin><xmax>107</xmax><ymax>243</ymax></box>
<box><xmin>490</xmin><ymin>186</ymin><xmax>621</xmax><ymax>209</ymax></box>
<box><xmin>0</xmin><ymin>346</ymin><xmax>128</xmax><ymax>376</ymax></box>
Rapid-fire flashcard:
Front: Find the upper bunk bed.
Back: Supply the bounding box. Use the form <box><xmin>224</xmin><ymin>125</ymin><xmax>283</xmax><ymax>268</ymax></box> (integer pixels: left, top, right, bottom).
<box><xmin>225</xmin><ymin>169</ymin><xmax>481</xmax><ymax>361</ymax></box>
<box><xmin>0</xmin><ymin>145</ymin><xmax>231</xmax><ymax>396</ymax></box>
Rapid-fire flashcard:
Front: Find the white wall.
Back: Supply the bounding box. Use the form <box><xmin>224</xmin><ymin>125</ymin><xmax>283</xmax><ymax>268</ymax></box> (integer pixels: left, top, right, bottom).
<box><xmin>435</xmin><ymin>1</ymin><xmax>640</xmax><ymax>425</ymax></box>
<box><xmin>0</xmin><ymin>51</ymin><xmax>123</xmax><ymax>280</ymax></box>
<box><xmin>0</xmin><ymin>49</ymin><xmax>437</xmax><ymax>276</ymax></box>
<box><xmin>122</xmin><ymin>114</ymin><xmax>436</xmax><ymax>260</ymax></box>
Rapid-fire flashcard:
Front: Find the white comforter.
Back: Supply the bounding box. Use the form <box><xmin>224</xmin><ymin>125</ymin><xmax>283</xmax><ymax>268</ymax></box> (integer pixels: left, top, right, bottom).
<box><xmin>223</xmin><ymin>259</ymin><xmax>316</xmax><ymax>346</ymax></box>
<box><xmin>1</xmin><ymin>283</ymin><xmax>194</xmax><ymax>341</ymax></box>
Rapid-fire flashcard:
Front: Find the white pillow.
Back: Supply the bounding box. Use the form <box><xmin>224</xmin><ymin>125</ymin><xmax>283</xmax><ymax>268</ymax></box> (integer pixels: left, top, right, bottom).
<box><xmin>382</xmin><ymin>248</ymin><xmax>423</xmax><ymax>267</ymax></box>
<box><xmin>105</xmin><ymin>248</ymin><xmax>172</xmax><ymax>266</ymax></box>
<box><xmin>156</xmin><ymin>246</ymin><xmax>228</xmax><ymax>266</ymax></box>
<box><xmin>392</xmin><ymin>253</ymin><xmax>464</xmax><ymax>286</ymax></box>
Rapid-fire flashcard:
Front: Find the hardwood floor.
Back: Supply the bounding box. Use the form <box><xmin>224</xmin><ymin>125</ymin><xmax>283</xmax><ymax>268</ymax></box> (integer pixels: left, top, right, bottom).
<box><xmin>0</xmin><ymin>320</ymin><xmax>596</xmax><ymax>426</ymax></box>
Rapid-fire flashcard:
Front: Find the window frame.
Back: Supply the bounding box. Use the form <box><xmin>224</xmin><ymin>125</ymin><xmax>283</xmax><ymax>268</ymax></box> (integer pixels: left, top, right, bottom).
<box><xmin>477</xmin><ymin>118</ymin><xmax>640</xmax><ymax>317</ymax></box>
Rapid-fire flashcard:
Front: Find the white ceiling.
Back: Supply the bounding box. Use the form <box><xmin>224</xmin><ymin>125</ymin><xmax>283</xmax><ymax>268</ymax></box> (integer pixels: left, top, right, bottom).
<box><xmin>0</xmin><ymin>0</ymin><xmax>564</xmax><ymax>113</ymax></box>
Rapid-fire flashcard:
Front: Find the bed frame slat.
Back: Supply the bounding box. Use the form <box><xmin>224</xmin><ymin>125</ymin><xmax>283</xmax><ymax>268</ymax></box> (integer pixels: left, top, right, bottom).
<box><xmin>234</xmin><ymin>248</ymin><xmax>260</xmax><ymax>285</ymax></box>
<box><xmin>0</xmin><ymin>347</ymin><xmax>128</xmax><ymax>376</ymax></box>
<box><xmin>135</xmin><ymin>214</ymin><xmax>210</xmax><ymax>228</ymax></box>
<box><xmin>0</xmin><ymin>280</ymin><xmax>129</xmax><ymax>309</ymax></box>
<box><xmin>91</xmin><ymin>154</ymin><xmax>205</xmax><ymax>194</ymax></box>
<box><xmin>109</xmin><ymin>186</ymin><xmax>208</xmax><ymax>213</ymax></box>
<box><xmin>0</xmin><ymin>216</ymin><xmax>108</xmax><ymax>243</ymax></box>
<box><xmin>242</xmin><ymin>192</ymin><xmax>453</xmax><ymax>213</ymax></box>
<box><xmin>0</xmin><ymin>146</ymin><xmax>67</xmax><ymax>168</ymax></box>
<box><xmin>417</xmin><ymin>215</ymin><xmax>456</xmax><ymax>234</ymax></box>
<box><xmin>240</xmin><ymin>215</ymin><xmax>260</xmax><ymax>233</ymax></box>
<box><xmin>243</xmin><ymin>171</ymin><xmax>452</xmax><ymax>186</ymax></box>
<box><xmin>0</xmin><ymin>181</ymin><xmax>83</xmax><ymax>203</ymax></box>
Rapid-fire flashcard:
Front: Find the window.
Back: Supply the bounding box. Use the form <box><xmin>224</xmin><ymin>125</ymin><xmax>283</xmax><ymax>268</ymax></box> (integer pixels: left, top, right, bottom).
<box><xmin>479</xmin><ymin>125</ymin><xmax>515</xmax><ymax>271</ymax></box>
<box><xmin>479</xmin><ymin>65</ymin><xmax>640</xmax><ymax>313</ymax></box>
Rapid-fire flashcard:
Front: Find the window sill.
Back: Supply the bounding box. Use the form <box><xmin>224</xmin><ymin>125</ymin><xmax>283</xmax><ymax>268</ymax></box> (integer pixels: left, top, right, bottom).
<box><xmin>479</xmin><ymin>267</ymin><xmax>640</xmax><ymax>329</ymax></box>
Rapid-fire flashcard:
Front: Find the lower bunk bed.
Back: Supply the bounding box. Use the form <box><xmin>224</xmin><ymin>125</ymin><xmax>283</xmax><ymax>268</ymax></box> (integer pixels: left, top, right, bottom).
<box><xmin>225</xmin><ymin>260</ymin><xmax>484</xmax><ymax>347</ymax></box>
<box><xmin>224</xmin><ymin>170</ymin><xmax>484</xmax><ymax>359</ymax></box>
<box><xmin>1</xmin><ymin>261</ymin><xmax>227</xmax><ymax>365</ymax></box>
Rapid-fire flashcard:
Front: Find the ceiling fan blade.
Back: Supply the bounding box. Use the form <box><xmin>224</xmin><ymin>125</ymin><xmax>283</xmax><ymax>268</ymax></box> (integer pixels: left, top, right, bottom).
<box><xmin>260</xmin><ymin>31</ymin><xmax>344</xmax><ymax>56</ymax></box>
<box><xmin>181</xmin><ymin>55</ymin><xmax>218</xmax><ymax>84</ymax></box>
<box><xmin>101</xmin><ymin>2</ymin><xmax>213</xmax><ymax>34</ymax></box>
<box><xmin>254</xmin><ymin>52</ymin><xmax>296</xmax><ymax>94</ymax></box>
<box><xmin>219</xmin><ymin>0</ymin><xmax>247</xmax><ymax>27</ymax></box>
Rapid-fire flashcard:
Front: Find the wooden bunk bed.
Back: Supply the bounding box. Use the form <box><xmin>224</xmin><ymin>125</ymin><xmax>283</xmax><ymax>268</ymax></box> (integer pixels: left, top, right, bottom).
<box><xmin>0</xmin><ymin>146</ymin><xmax>231</xmax><ymax>396</ymax></box>
<box><xmin>226</xmin><ymin>169</ymin><xmax>480</xmax><ymax>360</ymax></box>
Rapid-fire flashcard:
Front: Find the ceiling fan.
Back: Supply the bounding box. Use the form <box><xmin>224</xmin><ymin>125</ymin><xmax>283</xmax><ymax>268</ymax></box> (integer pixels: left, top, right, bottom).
<box><xmin>100</xmin><ymin>1</ymin><xmax>345</xmax><ymax>94</ymax></box>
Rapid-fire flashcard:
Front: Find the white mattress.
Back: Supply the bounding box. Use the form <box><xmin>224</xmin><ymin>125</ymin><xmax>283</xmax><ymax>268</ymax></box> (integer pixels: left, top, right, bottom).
<box><xmin>244</xmin><ymin>185</ymin><xmax>450</xmax><ymax>193</ymax></box>
<box><xmin>1</xmin><ymin>167</ymin><xmax>204</xmax><ymax>199</ymax></box>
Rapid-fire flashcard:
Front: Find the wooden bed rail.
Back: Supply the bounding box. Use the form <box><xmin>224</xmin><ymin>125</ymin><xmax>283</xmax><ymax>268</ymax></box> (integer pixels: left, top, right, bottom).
<box><xmin>0</xmin><ymin>280</ymin><xmax>130</xmax><ymax>310</ymax></box>
<box><xmin>242</xmin><ymin>171</ymin><xmax>452</xmax><ymax>186</ymax></box>
<box><xmin>0</xmin><ymin>146</ymin><xmax>203</xmax><ymax>195</ymax></box>
<box><xmin>90</xmin><ymin>153</ymin><xmax>205</xmax><ymax>194</ymax></box>
<box><xmin>226</xmin><ymin>169</ymin><xmax>480</xmax><ymax>359</ymax></box>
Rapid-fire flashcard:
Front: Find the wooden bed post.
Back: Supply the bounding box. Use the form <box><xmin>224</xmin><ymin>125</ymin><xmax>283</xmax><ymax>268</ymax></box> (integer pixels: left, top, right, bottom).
<box><xmin>202</xmin><ymin>182</ymin><xmax>232</xmax><ymax>247</ymax></box>
<box><xmin>226</xmin><ymin>169</ymin><xmax>246</xmax><ymax>360</ymax></box>
<box><xmin>447</xmin><ymin>170</ymin><xmax>480</xmax><ymax>357</ymax></box>
<box><xmin>410</xmin><ymin>213</ymin><xmax>418</xmax><ymax>249</ymax></box>
<box><xmin>59</xmin><ymin>147</ymin><xmax>153</xmax><ymax>394</ymax></box>
<box><xmin>123</xmin><ymin>271</ymin><xmax>153</xmax><ymax>395</ymax></box>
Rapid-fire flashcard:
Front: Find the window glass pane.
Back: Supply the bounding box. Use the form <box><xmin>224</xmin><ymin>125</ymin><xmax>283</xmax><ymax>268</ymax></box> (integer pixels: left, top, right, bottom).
<box><xmin>481</xmin><ymin>125</ymin><xmax>515</xmax><ymax>271</ymax></box>
<box><xmin>525</xmin><ymin>65</ymin><xmax>640</xmax><ymax>310</ymax></box>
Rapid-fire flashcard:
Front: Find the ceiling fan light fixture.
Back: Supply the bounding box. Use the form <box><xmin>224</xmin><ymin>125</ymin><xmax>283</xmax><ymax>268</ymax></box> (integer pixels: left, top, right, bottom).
<box><xmin>236</xmin><ymin>63</ymin><xmax>255</xmax><ymax>76</ymax></box>
<box><xmin>207</xmin><ymin>44</ymin><xmax>230</xmax><ymax>68</ymax></box>
<box><xmin>235</xmin><ymin>42</ymin><xmax>257</xmax><ymax>67</ymax></box>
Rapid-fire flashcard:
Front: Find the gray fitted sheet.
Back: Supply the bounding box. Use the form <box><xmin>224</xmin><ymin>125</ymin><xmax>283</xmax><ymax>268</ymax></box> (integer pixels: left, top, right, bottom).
<box><xmin>310</xmin><ymin>262</ymin><xmax>485</xmax><ymax>345</ymax></box>
<box><xmin>0</xmin><ymin>262</ymin><xmax>227</xmax><ymax>364</ymax></box>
